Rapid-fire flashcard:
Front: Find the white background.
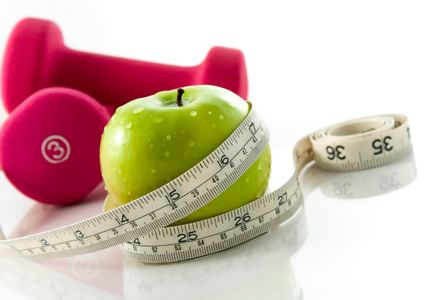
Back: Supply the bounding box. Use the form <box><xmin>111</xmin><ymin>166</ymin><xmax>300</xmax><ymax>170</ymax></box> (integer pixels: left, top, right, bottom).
<box><xmin>0</xmin><ymin>1</ymin><xmax>424</xmax><ymax>299</ymax></box>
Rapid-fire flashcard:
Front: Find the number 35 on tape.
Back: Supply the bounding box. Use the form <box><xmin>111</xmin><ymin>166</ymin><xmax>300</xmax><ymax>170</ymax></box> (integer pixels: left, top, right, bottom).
<box><xmin>0</xmin><ymin>110</ymin><xmax>412</xmax><ymax>263</ymax></box>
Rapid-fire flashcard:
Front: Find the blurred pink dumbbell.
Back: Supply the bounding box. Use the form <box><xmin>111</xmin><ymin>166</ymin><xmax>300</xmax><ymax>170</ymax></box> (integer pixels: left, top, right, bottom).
<box><xmin>0</xmin><ymin>18</ymin><xmax>249</xmax><ymax>205</ymax></box>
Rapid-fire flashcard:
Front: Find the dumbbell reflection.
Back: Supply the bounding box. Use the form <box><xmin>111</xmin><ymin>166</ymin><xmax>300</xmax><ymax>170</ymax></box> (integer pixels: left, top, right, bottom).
<box><xmin>1</xmin><ymin>185</ymin><xmax>305</xmax><ymax>300</ymax></box>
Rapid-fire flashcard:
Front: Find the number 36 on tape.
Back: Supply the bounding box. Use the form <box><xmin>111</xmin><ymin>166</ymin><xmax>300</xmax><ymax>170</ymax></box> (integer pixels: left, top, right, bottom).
<box><xmin>0</xmin><ymin>110</ymin><xmax>412</xmax><ymax>263</ymax></box>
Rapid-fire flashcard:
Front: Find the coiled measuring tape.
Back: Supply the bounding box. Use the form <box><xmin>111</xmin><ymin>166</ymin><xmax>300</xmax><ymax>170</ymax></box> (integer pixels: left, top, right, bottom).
<box><xmin>0</xmin><ymin>109</ymin><xmax>412</xmax><ymax>263</ymax></box>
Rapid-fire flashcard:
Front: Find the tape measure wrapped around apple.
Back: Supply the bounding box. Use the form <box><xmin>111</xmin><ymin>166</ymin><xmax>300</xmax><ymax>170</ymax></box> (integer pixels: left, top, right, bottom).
<box><xmin>0</xmin><ymin>85</ymin><xmax>412</xmax><ymax>263</ymax></box>
<box><xmin>101</xmin><ymin>85</ymin><xmax>271</xmax><ymax>225</ymax></box>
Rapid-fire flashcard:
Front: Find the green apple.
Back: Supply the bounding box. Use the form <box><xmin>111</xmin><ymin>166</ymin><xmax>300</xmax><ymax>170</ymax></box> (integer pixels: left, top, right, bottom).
<box><xmin>100</xmin><ymin>85</ymin><xmax>271</xmax><ymax>225</ymax></box>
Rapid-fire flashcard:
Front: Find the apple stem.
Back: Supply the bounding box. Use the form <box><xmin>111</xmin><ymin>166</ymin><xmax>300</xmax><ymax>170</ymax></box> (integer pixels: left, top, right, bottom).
<box><xmin>177</xmin><ymin>88</ymin><xmax>184</xmax><ymax>107</ymax></box>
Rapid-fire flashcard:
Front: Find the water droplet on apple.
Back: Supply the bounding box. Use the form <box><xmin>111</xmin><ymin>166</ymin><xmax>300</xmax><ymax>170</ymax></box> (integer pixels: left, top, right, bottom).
<box><xmin>164</xmin><ymin>151</ymin><xmax>170</xmax><ymax>157</ymax></box>
<box><xmin>149</xmin><ymin>144</ymin><xmax>154</xmax><ymax>148</ymax></box>
<box><xmin>245</xmin><ymin>177</ymin><xmax>250</xmax><ymax>183</ymax></box>
<box><xmin>128</xmin><ymin>191</ymin><xmax>132</xmax><ymax>196</ymax></box>
<box><xmin>190</xmin><ymin>111</ymin><xmax>197</xmax><ymax>117</ymax></box>
<box><xmin>166</xmin><ymin>134</ymin><xmax>172</xmax><ymax>141</ymax></box>
<box><xmin>188</xmin><ymin>140</ymin><xmax>196</xmax><ymax>147</ymax></box>
<box><xmin>126</xmin><ymin>122</ymin><xmax>133</xmax><ymax>129</ymax></box>
<box><xmin>257</xmin><ymin>165</ymin><xmax>262</xmax><ymax>170</ymax></box>
<box><xmin>118</xmin><ymin>169</ymin><xmax>123</xmax><ymax>175</ymax></box>
<box><xmin>155</xmin><ymin>118</ymin><xmax>164</xmax><ymax>124</ymax></box>
<box><xmin>133</xmin><ymin>107</ymin><xmax>145</xmax><ymax>114</ymax></box>
<box><xmin>219</xmin><ymin>114</ymin><xmax>224</xmax><ymax>120</ymax></box>
<box><xmin>208</xmin><ymin>111</ymin><xmax>212</xmax><ymax>115</ymax></box>
<box><xmin>151</xmin><ymin>168</ymin><xmax>157</xmax><ymax>174</ymax></box>
<box><xmin>212</xmin><ymin>123</ymin><xmax>217</xmax><ymax>128</ymax></box>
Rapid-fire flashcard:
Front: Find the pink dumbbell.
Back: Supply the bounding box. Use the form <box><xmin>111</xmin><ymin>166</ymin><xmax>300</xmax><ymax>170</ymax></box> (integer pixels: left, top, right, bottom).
<box><xmin>0</xmin><ymin>18</ymin><xmax>249</xmax><ymax>206</ymax></box>
<box><xmin>2</xmin><ymin>18</ymin><xmax>248</xmax><ymax>113</ymax></box>
<box><xmin>0</xmin><ymin>87</ymin><xmax>110</xmax><ymax>205</ymax></box>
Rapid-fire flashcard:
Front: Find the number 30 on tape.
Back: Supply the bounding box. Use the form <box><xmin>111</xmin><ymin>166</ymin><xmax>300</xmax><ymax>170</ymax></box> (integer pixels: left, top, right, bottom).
<box><xmin>0</xmin><ymin>110</ymin><xmax>412</xmax><ymax>263</ymax></box>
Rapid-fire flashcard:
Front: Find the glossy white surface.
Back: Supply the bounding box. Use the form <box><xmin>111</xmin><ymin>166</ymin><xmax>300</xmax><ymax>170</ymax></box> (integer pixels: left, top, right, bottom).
<box><xmin>0</xmin><ymin>1</ymin><xmax>424</xmax><ymax>299</ymax></box>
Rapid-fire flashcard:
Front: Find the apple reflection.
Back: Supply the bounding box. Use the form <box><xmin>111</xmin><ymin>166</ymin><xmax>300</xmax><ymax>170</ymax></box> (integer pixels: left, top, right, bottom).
<box><xmin>123</xmin><ymin>206</ymin><xmax>306</xmax><ymax>300</ymax></box>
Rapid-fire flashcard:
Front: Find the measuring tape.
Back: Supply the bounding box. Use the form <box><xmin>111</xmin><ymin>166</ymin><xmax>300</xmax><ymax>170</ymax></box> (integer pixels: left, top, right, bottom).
<box><xmin>0</xmin><ymin>203</ymin><xmax>306</xmax><ymax>299</ymax></box>
<box><xmin>0</xmin><ymin>109</ymin><xmax>412</xmax><ymax>263</ymax></box>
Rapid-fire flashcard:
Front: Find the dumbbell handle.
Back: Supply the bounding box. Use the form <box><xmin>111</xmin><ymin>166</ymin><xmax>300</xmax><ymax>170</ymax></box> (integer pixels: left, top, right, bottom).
<box><xmin>50</xmin><ymin>47</ymin><xmax>201</xmax><ymax>107</ymax></box>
